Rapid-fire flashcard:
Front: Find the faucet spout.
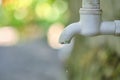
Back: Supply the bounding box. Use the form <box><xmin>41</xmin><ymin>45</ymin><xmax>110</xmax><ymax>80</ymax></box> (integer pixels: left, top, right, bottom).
<box><xmin>59</xmin><ymin>22</ymin><xmax>81</xmax><ymax>44</ymax></box>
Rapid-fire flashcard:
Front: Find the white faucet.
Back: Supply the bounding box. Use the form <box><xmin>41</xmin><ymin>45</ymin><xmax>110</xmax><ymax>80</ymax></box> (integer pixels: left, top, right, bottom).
<box><xmin>59</xmin><ymin>0</ymin><xmax>120</xmax><ymax>44</ymax></box>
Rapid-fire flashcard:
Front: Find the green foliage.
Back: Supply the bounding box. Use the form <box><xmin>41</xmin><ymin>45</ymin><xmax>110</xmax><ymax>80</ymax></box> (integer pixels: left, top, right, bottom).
<box><xmin>0</xmin><ymin>0</ymin><xmax>69</xmax><ymax>30</ymax></box>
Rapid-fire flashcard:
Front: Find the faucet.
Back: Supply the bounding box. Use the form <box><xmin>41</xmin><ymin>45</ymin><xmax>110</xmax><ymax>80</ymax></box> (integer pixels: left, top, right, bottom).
<box><xmin>59</xmin><ymin>0</ymin><xmax>120</xmax><ymax>44</ymax></box>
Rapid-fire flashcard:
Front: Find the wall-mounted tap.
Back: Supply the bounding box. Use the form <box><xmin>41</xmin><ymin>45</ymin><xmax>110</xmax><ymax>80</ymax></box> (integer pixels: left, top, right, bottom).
<box><xmin>59</xmin><ymin>0</ymin><xmax>120</xmax><ymax>44</ymax></box>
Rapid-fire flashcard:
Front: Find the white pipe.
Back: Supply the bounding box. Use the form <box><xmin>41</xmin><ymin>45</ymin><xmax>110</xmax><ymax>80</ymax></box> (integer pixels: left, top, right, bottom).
<box><xmin>80</xmin><ymin>9</ymin><xmax>101</xmax><ymax>36</ymax></box>
<box><xmin>59</xmin><ymin>22</ymin><xmax>81</xmax><ymax>44</ymax></box>
<box><xmin>100</xmin><ymin>21</ymin><xmax>120</xmax><ymax>35</ymax></box>
<box><xmin>59</xmin><ymin>0</ymin><xmax>120</xmax><ymax>44</ymax></box>
<box><xmin>100</xmin><ymin>21</ymin><xmax>116</xmax><ymax>35</ymax></box>
<box><xmin>82</xmin><ymin>0</ymin><xmax>100</xmax><ymax>9</ymax></box>
<box><xmin>115</xmin><ymin>20</ymin><xmax>120</xmax><ymax>36</ymax></box>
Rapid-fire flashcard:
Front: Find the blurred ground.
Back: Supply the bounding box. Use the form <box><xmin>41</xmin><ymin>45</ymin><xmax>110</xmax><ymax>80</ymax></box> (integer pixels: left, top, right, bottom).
<box><xmin>0</xmin><ymin>38</ymin><xmax>67</xmax><ymax>80</ymax></box>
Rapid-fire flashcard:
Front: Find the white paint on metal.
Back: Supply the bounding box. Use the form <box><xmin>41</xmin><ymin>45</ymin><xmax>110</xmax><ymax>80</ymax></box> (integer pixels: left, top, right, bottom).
<box><xmin>59</xmin><ymin>0</ymin><xmax>120</xmax><ymax>44</ymax></box>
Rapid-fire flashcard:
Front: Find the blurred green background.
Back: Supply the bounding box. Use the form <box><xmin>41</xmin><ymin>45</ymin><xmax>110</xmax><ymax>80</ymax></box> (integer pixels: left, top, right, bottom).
<box><xmin>1</xmin><ymin>0</ymin><xmax>120</xmax><ymax>80</ymax></box>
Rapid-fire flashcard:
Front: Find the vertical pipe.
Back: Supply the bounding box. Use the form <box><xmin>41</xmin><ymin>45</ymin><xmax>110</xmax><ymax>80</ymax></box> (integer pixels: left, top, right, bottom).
<box><xmin>82</xmin><ymin>0</ymin><xmax>100</xmax><ymax>9</ymax></box>
<box><xmin>80</xmin><ymin>0</ymin><xmax>101</xmax><ymax>36</ymax></box>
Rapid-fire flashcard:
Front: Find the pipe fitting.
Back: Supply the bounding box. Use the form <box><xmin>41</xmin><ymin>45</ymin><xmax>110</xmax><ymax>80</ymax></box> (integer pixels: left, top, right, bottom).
<box><xmin>80</xmin><ymin>8</ymin><xmax>101</xmax><ymax>36</ymax></box>
<box><xmin>100</xmin><ymin>20</ymin><xmax>120</xmax><ymax>36</ymax></box>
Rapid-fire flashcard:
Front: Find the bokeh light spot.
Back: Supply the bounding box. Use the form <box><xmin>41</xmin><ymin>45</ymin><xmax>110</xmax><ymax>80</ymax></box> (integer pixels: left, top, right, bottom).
<box><xmin>0</xmin><ymin>26</ymin><xmax>19</xmax><ymax>46</ymax></box>
<box><xmin>14</xmin><ymin>0</ymin><xmax>33</xmax><ymax>9</ymax></box>
<box><xmin>14</xmin><ymin>8</ymin><xmax>28</xmax><ymax>20</ymax></box>
<box><xmin>35</xmin><ymin>3</ymin><xmax>52</xmax><ymax>19</ymax></box>
<box><xmin>53</xmin><ymin>0</ymin><xmax>68</xmax><ymax>14</ymax></box>
<box><xmin>48</xmin><ymin>23</ymin><xmax>64</xmax><ymax>49</ymax></box>
<box><xmin>35</xmin><ymin>2</ymin><xmax>61</xmax><ymax>21</ymax></box>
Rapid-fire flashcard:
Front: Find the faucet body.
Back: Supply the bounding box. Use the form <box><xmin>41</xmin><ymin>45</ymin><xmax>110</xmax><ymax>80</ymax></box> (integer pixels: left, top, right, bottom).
<box><xmin>80</xmin><ymin>8</ymin><xmax>101</xmax><ymax>36</ymax></box>
<box><xmin>59</xmin><ymin>0</ymin><xmax>120</xmax><ymax>44</ymax></box>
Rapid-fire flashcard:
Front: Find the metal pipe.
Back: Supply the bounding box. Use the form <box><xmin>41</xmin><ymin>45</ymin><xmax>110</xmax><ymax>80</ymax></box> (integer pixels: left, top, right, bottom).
<box><xmin>82</xmin><ymin>0</ymin><xmax>100</xmax><ymax>9</ymax></box>
<box><xmin>59</xmin><ymin>22</ymin><xmax>81</xmax><ymax>44</ymax></box>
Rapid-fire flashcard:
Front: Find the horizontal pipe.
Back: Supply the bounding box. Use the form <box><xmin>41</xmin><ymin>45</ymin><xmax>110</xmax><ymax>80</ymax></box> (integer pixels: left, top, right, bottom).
<box><xmin>115</xmin><ymin>20</ymin><xmax>120</xmax><ymax>36</ymax></box>
<box><xmin>100</xmin><ymin>21</ymin><xmax>116</xmax><ymax>35</ymax></box>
